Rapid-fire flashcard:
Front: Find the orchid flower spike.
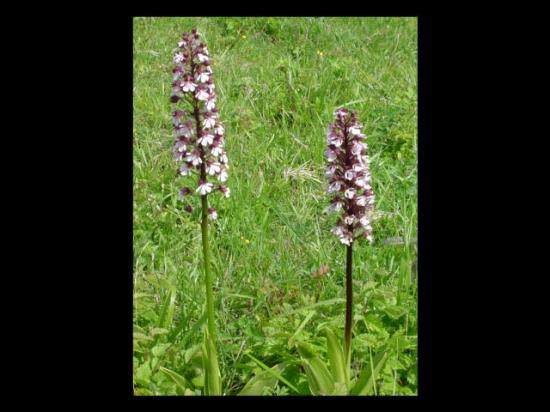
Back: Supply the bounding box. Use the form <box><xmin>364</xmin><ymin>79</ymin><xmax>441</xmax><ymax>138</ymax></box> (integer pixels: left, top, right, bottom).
<box><xmin>171</xmin><ymin>29</ymin><xmax>229</xmax><ymax>214</ymax></box>
<box><xmin>325</xmin><ymin>108</ymin><xmax>375</xmax><ymax>245</ymax></box>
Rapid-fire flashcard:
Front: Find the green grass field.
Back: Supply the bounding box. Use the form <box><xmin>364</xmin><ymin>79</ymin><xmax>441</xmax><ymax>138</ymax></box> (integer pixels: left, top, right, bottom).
<box><xmin>133</xmin><ymin>16</ymin><xmax>417</xmax><ymax>396</ymax></box>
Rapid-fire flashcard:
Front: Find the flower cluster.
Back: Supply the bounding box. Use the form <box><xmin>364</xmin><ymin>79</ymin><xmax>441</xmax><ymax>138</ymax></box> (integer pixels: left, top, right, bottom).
<box><xmin>325</xmin><ymin>108</ymin><xmax>375</xmax><ymax>245</ymax></box>
<box><xmin>171</xmin><ymin>29</ymin><xmax>229</xmax><ymax>220</ymax></box>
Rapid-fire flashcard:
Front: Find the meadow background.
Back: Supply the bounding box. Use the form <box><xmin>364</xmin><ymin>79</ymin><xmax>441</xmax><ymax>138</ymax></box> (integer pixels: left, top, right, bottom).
<box><xmin>133</xmin><ymin>16</ymin><xmax>417</xmax><ymax>396</ymax></box>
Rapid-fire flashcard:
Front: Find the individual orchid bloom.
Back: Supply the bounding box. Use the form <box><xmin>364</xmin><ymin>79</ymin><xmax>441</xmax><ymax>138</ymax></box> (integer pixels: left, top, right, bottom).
<box><xmin>186</xmin><ymin>150</ymin><xmax>202</xmax><ymax>166</ymax></box>
<box><xmin>195</xmin><ymin>87</ymin><xmax>210</xmax><ymax>101</ymax></box>
<box><xmin>328</xmin><ymin>198</ymin><xmax>344</xmax><ymax>212</ymax></box>
<box><xmin>344</xmin><ymin>170</ymin><xmax>355</xmax><ymax>181</ymax></box>
<box><xmin>219</xmin><ymin>152</ymin><xmax>228</xmax><ymax>165</ymax></box>
<box><xmin>325</xmin><ymin>165</ymin><xmax>337</xmax><ymax>178</ymax></box>
<box><xmin>196</xmin><ymin>70</ymin><xmax>210</xmax><ymax>83</ymax></box>
<box><xmin>174</xmin><ymin>52</ymin><xmax>185</xmax><ymax>63</ymax></box>
<box><xmin>197</xmin><ymin>132</ymin><xmax>214</xmax><ymax>147</ymax></box>
<box><xmin>328</xmin><ymin>180</ymin><xmax>342</xmax><ymax>193</ymax></box>
<box><xmin>208</xmin><ymin>207</ymin><xmax>218</xmax><ymax>220</ymax></box>
<box><xmin>218</xmin><ymin>185</ymin><xmax>230</xmax><ymax>198</ymax></box>
<box><xmin>179</xmin><ymin>187</ymin><xmax>192</xmax><ymax>197</ymax></box>
<box><xmin>344</xmin><ymin>187</ymin><xmax>356</xmax><ymax>199</ymax></box>
<box><xmin>218</xmin><ymin>167</ymin><xmax>228</xmax><ymax>182</ymax></box>
<box><xmin>179</xmin><ymin>164</ymin><xmax>192</xmax><ymax>176</ymax></box>
<box><xmin>175</xmin><ymin>140</ymin><xmax>187</xmax><ymax>153</ymax></box>
<box><xmin>181</xmin><ymin>77</ymin><xmax>197</xmax><ymax>93</ymax></box>
<box><xmin>344</xmin><ymin>215</ymin><xmax>356</xmax><ymax>225</ymax></box>
<box><xmin>324</xmin><ymin>148</ymin><xmax>338</xmax><ymax>162</ymax></box>
<box><xmin>211</xmin><ymin>144</ymin><xmax>223</xmax><ymax>157</ymax></box>
<box><xmin>214</xmin><ymin>122</ymin><xmax>224</xmax><ymax>136</ymax></box>
<box><xmin>197</xmin><ymin>52</ymin><xmax>209</xmax><ymax>63</ymax></box>
<box><xmin>205</xmin><ymin>98</ymin><xmax>216</xmax><ymax>111</ymax></box>
<box><xmin>196</xmin><ymin>180</ymin><xmax>214</xmax><ymax>195</ymax></box>
<box><xmin>203</xmin><ymin>114</ymin><xmax>216</xmax><ymax>129</ymax></box>
<box><xmin>206</xmin><ymin>161</ymin><xmax>221</xmax><ymax>176</ymax></box>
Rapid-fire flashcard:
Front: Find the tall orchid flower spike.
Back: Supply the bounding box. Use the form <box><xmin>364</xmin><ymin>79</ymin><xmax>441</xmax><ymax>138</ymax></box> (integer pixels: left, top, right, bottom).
<box><xmin>325</xmin><ymin>107</ymin><xmax>375</xmax><ymax>367</ymax></box>
<box><xmin>170</xmin><ymin>28</ymin><xmax>227</xmax><ymax>396</ymax></box>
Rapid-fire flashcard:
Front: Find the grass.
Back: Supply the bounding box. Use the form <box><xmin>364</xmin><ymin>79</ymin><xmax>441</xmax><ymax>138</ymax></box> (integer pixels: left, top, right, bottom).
<box><xmin>133</xmin><ymin>17</ymin><xmax>417</xmax><ymax>396</ymax></box>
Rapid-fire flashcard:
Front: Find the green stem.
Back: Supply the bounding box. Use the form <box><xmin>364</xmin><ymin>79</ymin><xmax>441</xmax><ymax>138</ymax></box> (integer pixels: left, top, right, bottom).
<box><xmin>344</xmin><ymin>243</ymin><xmax>353</xmax><ymax>364</ymax></box>
<box><xmin>200</xmin><ymin>194</ymin><xmax>216</xmax><ymax>344</ymax></box>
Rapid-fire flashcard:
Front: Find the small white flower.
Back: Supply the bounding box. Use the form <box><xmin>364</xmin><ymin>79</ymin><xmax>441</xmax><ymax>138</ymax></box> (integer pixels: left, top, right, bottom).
<box><xmin>215</xmin><ymin>124</ymin><xmax>224</xmax><ymax>135</ymax></box>
<box><xmin>176</xmin><ymin>122</ymin><xmax>193</xmax><ymax>138</ymax></box>
<box><xmin>179</xmin><ymin>164</ymin><xmax>192</xmax><ymax>176</ymax></box>
<box><xmin>359</xmin><ymin>216</ymin><xmax>371</xmax><ymax>228</ymax></box>
<box><xmin>340</xmin><ymin>235</ymin><xmax>352</xmax><ymax>246</ymax></box>
<box><xmin>198</xmin><ymin>133</ymin><xmax>214</xmax><ymax>147</ymax></box>
<box><xmin>325</xmin><ymin>149</ymin><xmax>337</xmax><ymax>162</ymax></box>
<box><xmin>325</xmin><ymin>165</ymin><xmax>336</xmax><ymax>178</ymax></box>
<box><xmin>208</xmin><ymin>208</ymin><xmax>218</xmax><ymax>220</ymax></box>
<box><xmin>196</xmin><ymin>89</ymin><xmax>209</xmax><ymax>101</ymax></box>
<box><xmin>175</xmin><ymin>140</ymin><xmax>187</xmax><ymax>153</ymax></box>
<box><xmin>352</xmin><ymin>163</ymin><xmax>364</xmax><ymax>172</ymax></box>
<box><xmin>355</xmin><ymin>177</ymin><xmax>367</xmax><ymax>188</ymax></box>
<box><xmin>174</xmin><ymin>53</ymin><xmax>184</xmax><ymax>63</ymax></box>
<box><xmin>328</xmin><ymin>200</ymin><xmax>343</xmax><ymax>212</ymax></box>
<box><xmin>366</xmin><ymin>235</ymin><xmax>374</xmax><ymax>243</ymax></box>
<box><xmin>218</xmin><ymin>168</ymin><xmax>228</xmax><ymax>182</ymax></box>
<box><xmin>206</xmin><ymin>162</ymin><xmax>221</xmax><ymax>175</ymax></box>
<box><xmin>196</xmin><ymin>182</ymin><xmax>214</xmax><ymax>195</ymax></box>
<box><xmin>219</xmin><ymin>152</ymin><xmax>228</xmax><ymax>164</ymax></box>
<box><xmin>351</xmin><ymin>142</ymin><xmax>365</xmax><ymax>156</ymax></box>
<box><xmin>355</xmin><ymin>195</ymin><xmax>367</xmax><ymax>206</ymax></box>
<box><xmin>177</xmin><ymin>40</ymin><xmax>186</xmax><ymax>48</ymax></box>
<box><xmin>181</xmin><ymin>80</ymin><xmax>197</xmax><ymax>92</ymax></box>
<box><xmin>197</xmin><ymin>53</ymin><xmax>209</xmax><ymax>63</ymax></box>
<box><xmin>206</xmin><ymin>99</ymin><xmax>216</xmax><ymax>111</ymax></box>
<box><xmin>344</xmin><ymin>188</ymin><xmax>356</xmax><ymax>199</ymax></box>
<box><xmin>219</xmin><ymin>186</ymin><xmax>231</xmax><ymax>198</ymax></box>
<box><xmin>203</xmin><ymin>116</ymin><xmax>216</xmax><ymax>129</ymax></box>
<box><xmin>185</xmin><ymin>152</ymin><xmax>202</xmax><ymax>166</ymax></box>
<box><xmin>344</xmin><ymin>215</ymin><xmax>355</xmax><ymax>225</ymax></box>
<box><xmin>211</xmin><ymin>145</ymin><xmax>223</xmax><ymax>157</ymax></box>
<box><xmin>328</xmin><ymin>181</ymin><xmax>342</xmax><ymax>193</ymax></box>
<box><xmin>344</xmin><ymin>170</ymin><xmax>355</xmax><ymax>181</ymax></box>
<box><xmin>331</xmin><ymin>226</ymin><xmax>345</xmax><ymax>237</ymax></box>
<box><xmin>348</xmin><ymin>125</ymin><xmax>362</xmax><ymax>135</ymax></box>
<box><xmin>334</xmin><ymin>108</ymin><xmax>348</xmax><ymax>118</ymax></box>
<box><xmin>196</xmin><ymin>71</ymin><xmax>210</xmax><ymax>83</ymax></box>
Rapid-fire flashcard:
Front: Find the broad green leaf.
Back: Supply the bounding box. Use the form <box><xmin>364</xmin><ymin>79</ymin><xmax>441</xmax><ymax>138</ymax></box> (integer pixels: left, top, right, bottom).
<box><xmin>245</xmin><ymin>353</ymin><xmax>299</xmax><ymax>393</ymax></box>
<box><xmin>151</xmin><ymin>343</ymin><xmax>171</xmax><ymax>358</ymax></box>
<box><xmin>351</xmin><ymin>348</ymin><xmax>389</xmax><ymax>395</ymax></box>
<box><xmin>296</xmin><ymin>341</ymin><xmax>318</xmax><ymax>359</ymax></box>
<box><xmin>324</xmin><ymin>328</ymin><xmax>347</xmax><ymax>386</ymax></box>
<box><xmin>203</xmin><ymin>332</ymin><xmax>221</xmax><ymax>395</ymax></box>
<box><xmin>159</xmin><ymin>366</ymin><xmax>188</xmax><ymax>394</ymax></box>
<box><xmin>135</xmin><ymin>362</ymin><xmax>152</xmax><ymax>386</ymax></box>
<box><xmin>383</xmin><ymin>305</ymin><xmax>406</xmax><ymax>320</ymax></box>
<box><xmin>238</xmin><ymin>363</ymin><xmax>286</xmax><ymax>396</ymax></box>
<box><xmin>184</xmin><ymin>344</ymin><xmax>202</xmax><ymax>364</ymax></box>
<box><xmin>303</xmin><ymin>357</ymin><xmax>335</xmax><ymax>395</ymax></box>
<box><xmin>191</xmin><ymin>374</ymin><xmax>205</xmax><ymax>388</ymax></box>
